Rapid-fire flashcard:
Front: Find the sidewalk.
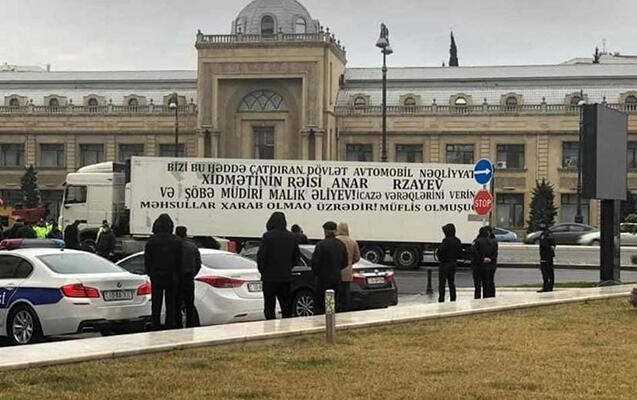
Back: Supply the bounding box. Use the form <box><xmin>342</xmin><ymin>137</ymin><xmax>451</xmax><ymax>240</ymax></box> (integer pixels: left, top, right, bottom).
<box><xmin>0</xmin><ymin>285</ymin><xmax>632</xmax><ymax>371</ymax></box>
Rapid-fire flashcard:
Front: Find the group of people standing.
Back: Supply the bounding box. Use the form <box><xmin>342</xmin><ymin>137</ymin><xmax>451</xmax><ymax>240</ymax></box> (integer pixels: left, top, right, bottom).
<box><xmin>256</xmin><ymin>212</ymin><xmax>360</xmax><ymax>319</ymax></box>
<box><xmin>1</xmin><ymin>218</ymin><xmax>63</xmax><ymax>241</ymax></box>
<box><xmin>437</xmin><ymin>224</ymin><xmax>499</xmax><ymax>303</ymax></box>
<box><xmin>144</xmin><ymin>214</ymin><xmax>202</xmax><ymax>330</ymax></box>
<box><xmin>437</xmin><ymin>223</ymin><xmax>557</xmax><ymax>302</ymax></box>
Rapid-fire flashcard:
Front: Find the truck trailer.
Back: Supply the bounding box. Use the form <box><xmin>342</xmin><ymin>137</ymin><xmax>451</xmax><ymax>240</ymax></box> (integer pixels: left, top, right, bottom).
<box><xmin>60</xmin><ymin>157</ymin><xmax>485</xmax><ymax>269</ymax></box>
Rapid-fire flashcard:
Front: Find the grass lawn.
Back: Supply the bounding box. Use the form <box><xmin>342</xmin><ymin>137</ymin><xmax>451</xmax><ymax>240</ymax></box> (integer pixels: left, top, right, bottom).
<box><xmin>1</xmin><ymin>298</ymin><xmax>636</xmax><ymax>400</ymax></box>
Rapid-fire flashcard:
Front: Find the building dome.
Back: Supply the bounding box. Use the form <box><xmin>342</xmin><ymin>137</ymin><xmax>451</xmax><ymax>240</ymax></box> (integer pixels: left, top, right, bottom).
<box><xmin>232</xmin><ymin>0</ymin><xmax>320</xmax><ymax>35</ymax></box>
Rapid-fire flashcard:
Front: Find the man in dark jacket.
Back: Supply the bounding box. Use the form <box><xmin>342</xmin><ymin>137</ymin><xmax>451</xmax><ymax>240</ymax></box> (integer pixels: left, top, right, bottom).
<box><xmin>144</xmin><ymin>214</ymin><xmax>182</xmax><ymax>330</ymax></box>
<box><xmin>17</xmin><ymin>221</ymin><xmax>37</xmax><ymax>239</ymax></box>
<box><xmin>257</xmin><ymin>212</ymin><xmax>299</xmax><ymax>320</ymax></box>
<box><xmin>436</xmin><ymin>223</ymin><xmax>463</xmax><ymax>302</ymax></box>
<box><xmin>471</xmin><ymin>226</ymin><xmax>499</xmax><ymax>298</ymax></box>
<box><xmin>64</xmin><ymin>220</ymin><xmax>81</xmax><ymax>249</ymax></box>
<box><xmin>46</xmin><ymin>222</ymin><xmax>64</xmax><ymax>240</ymax></box>
<box><xmin>538</xmin><ymin>223</ymin><xmax>556</xmax><ymax>292</ymax></box>
<box><xmin>175</xmin><ymin>226</ymin><xmax>201</xmax><ymax>328</ymax></box>
<box><xmin>311</xmin><ymin>221</ymin><xmax>348</xmax><ymax>315</ymax></box>
<box><xmin>95</xmin><ymin>225</ymin><xmax>116</xmax><ymax>260</ymax></box>
<box><xmin>291</xmin><ymin>224</ymin><xmax>309</xmax><ymax>244</ymax></box>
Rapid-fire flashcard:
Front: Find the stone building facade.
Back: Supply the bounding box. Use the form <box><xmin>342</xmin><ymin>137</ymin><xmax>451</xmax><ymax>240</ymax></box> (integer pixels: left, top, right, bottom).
<box><xmin>1</xmin><ymin>0</ymin><xmax>636</xmax><ymax>230</ymax></box>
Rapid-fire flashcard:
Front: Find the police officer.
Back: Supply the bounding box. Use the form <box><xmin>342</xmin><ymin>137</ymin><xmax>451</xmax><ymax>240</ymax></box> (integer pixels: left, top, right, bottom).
<box><xmin>538</xmin><ymin>223</ymin><xmax>556</xmax><ymax>292</ymax></box>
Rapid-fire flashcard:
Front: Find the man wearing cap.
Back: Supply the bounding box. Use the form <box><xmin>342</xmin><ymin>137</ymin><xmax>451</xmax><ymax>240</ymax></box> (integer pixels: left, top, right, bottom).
<box><xmin>311</xmin><ymin>221</ymin><xmax>348</xmax><ymax>315</ymax></box>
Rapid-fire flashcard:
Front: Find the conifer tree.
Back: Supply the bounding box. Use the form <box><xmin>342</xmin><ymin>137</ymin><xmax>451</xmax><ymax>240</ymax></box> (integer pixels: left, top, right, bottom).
<box><xmin>21</xmin><ymin>165</ymin><xmax>40</xmax><ymax>208</ymax></box>
<box><xmin>449</xmin><ymin>32</ymin><xmax>459</xmax><ymax>67</ymax></box>
<box><xmin>527</xmin><ymin>179</ymin><xmax>558</xmax><ymax>233</ymax></box>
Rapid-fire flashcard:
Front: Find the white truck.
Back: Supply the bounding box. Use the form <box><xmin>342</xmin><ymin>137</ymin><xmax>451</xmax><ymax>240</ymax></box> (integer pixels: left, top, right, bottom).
<box><xmin>60</xmin><ymin>157</ymin><xmax>486</xmax><ymax>269</ymax></box>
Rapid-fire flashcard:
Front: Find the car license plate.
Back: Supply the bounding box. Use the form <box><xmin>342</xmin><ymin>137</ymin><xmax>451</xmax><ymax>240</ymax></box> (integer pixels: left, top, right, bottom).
<box><xmin>367</xmin><ymin>276</ymin><xmax>385</xmax><ymax>285</ymax></box>
<box><xmin>247</xmin><ymin>282</ymin><xmax>262</xmax><ymax>292</ymax></box>
<box><xmin>103</xmin><ymin>290</ymin><xmax>134</xmax><ymax>302</ymax></box>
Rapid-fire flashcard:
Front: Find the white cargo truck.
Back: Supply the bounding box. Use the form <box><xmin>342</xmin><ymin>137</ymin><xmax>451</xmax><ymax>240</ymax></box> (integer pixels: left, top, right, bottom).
<box><xmin>61</xmin><ymin>157</ymin><xmax>485</xmax><ymax>268</ymax></box>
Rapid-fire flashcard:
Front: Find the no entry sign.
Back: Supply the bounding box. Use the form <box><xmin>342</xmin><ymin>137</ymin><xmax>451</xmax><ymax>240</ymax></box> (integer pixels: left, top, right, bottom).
<box><xmin>473</xmin><ymin>190</ymin><xmax>493</xmax><ymax>216</ymax></box>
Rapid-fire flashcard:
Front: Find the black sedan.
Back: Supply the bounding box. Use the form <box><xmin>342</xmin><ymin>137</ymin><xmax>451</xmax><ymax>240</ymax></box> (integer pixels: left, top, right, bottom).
<box><xmin>523</xmin><ymin>222</ymin><xmax>598</xmax><ymax>245</ymax></box>
<box><xmin>241</xmin><ymin>244</ymin><xmax>398</xmax><ymax>317</ymax></box>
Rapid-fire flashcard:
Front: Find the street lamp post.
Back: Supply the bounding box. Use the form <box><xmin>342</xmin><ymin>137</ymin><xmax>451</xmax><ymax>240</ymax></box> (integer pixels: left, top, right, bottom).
<box><xmin>169</xmin><ymin>93</ymin><xmax>179</xmax><ymax>157</ymax></box>
<box><xmin>376</xmin><ymin>23</ymin><xmax>393</xmax><ymax>162</ymax></box>
<box><xmin>575</xmin><ymin>95</ymin><xmax>586</xmax><ymax>224</ymax></box>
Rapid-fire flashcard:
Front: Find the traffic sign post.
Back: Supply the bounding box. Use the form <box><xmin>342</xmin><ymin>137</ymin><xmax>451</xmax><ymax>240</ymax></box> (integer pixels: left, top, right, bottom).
<box><xmin>474</xmin><ymin>159</ymin><xmax>493</xmax><ymax>186</ymax></box>
<box><xmin>473</xmin><ymin>190</ymin><xmax>493</xmax><ymax>217</ymax></box>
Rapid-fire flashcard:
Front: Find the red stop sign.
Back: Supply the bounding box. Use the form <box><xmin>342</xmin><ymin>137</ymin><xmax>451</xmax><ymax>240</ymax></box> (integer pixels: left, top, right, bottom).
<box><xmin>473</xmin><ymin>190</ymin><xmax>493</xmax><ymax>216</ymax></box>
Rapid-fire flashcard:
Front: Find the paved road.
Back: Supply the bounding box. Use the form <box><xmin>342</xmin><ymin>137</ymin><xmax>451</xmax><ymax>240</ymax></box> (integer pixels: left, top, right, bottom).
<box><xmin>395</xmin><ymin>267</ymin><xmax>637</xmax><ymax>295</ymax></box>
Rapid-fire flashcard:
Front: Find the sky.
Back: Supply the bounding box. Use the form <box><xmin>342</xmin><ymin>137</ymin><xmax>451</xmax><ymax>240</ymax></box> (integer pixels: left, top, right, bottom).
<box><xmin>2</xmin><ymin>0</ymin><xmax>636</xmax><ymax>71</ymax></box>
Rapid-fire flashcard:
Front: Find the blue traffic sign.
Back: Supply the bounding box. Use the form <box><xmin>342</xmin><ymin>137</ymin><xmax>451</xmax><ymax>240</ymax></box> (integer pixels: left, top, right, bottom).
<box><xmin>474</xmin><ymin>159</ymin><xmax>493</xmax><ymax>185</ymax></box>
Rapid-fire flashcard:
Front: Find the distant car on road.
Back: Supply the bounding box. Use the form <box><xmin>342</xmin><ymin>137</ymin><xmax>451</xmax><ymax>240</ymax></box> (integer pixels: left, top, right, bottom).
<box><xmin>524</xmin><ymin>223</ymin><xmax>598</xmax><ymax>245</ymax></box>
<box><xmin>241</xmin><ymin>244</ymin><xmax>398</xmax><ymax>316</ymax></box>
<box><xmin>493</xmin><ymin>227</ymin><xmax>518</xmax><ymax>243</ymax></box>
<box><xmin>577</xmin><ymin>223</ymin><xmax>637</xmax><ymax>246</ymax></box>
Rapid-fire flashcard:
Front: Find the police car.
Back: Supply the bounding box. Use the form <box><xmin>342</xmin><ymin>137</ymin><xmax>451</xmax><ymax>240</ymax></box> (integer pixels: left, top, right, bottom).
<box><xmin>0</xmin><ymin>239</ymin><xmax>151</xmax><ymax>345</ymax></box>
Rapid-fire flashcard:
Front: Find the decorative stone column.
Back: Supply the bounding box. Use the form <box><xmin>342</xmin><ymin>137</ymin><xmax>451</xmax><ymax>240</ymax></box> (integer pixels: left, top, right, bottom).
<box><xmin>301</xmin><ymin>126</ymin><xmax>325</xmax><ymax>160</ymax></box>
<box><xmin>314</xmin><ymin>129</ymin><xmax>325</xmax><ymax>161</ymax></box>
<box><xmin>195</xmin><ymin>128</ymin><xmax>206</xmax><ymax>158</ymax></box>
<box><xmin>208</xmin><ymin>127</ymin><xmax>220</xmax><ymax>158</ymax></box>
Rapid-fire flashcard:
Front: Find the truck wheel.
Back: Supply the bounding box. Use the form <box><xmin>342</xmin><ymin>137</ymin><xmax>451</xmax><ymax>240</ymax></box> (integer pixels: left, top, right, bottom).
<box><xmin>293</xmin><ymin>290</ymin><xmax>315</xmax><ymax>317</ymax></box>
<box><xmin>393</xmin><ymin>247</ymin><xmax>420</xmax><ymax>270</ymax></box>
<box><xmin>361</xmin><ymin>246</ymin><xmax>384</xmax><ymax>264</ymax></box>
<box><xmin>8</xmin><ymin>304</ymin><xmax>43</xmax><ymax>346</ymax></box>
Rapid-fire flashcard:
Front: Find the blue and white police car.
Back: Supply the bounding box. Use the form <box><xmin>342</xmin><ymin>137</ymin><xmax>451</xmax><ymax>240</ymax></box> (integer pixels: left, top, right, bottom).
<box><xmin>0</xmin><ymin>239</ymin><xmax>151</xmax><ymax>345</ymax></box>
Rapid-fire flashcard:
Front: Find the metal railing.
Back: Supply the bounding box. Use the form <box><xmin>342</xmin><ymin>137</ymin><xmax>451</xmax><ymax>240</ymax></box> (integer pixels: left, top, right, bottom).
<box><xmin>0</xmin><ymin>104</ymin><xmax>195</xmax><ymax>116</ymax></box>
<box><xmin>335</xmin><ymin>103</ymin><xmax>637</xmax><ymax>116</ymax></box>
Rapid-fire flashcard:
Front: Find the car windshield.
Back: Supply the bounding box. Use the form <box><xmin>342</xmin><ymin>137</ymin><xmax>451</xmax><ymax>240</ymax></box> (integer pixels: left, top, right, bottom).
<box><xmin>38</xmin><ymin>253</ymin><xmax>124</xmax><ymax>274</ymax></box>
<box><xmin>201</xmin><ymin>253</ymin><xmax>257</xmax><ymax>270</ymax></box>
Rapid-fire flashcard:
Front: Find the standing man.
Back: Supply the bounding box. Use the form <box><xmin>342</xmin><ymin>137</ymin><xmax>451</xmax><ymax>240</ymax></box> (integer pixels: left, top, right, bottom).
<box><xmin>257</xmin><ymin>212</ymin><xmax>299</xmax><ymax>320</ymax></box>
<box><xmin>95</xmin><ymin>223</ymin><xmax>116</xmax><ymax>260</ymax></box>
<box><xmin>291</xmin><ymin>224</ymin><xmax>309</xmax><ymax>244</ymax></box>
<box><xmin>336</xmin><ymin>222</ymin><xmax>360</xmax><ymax>312</ymax></box>
<box><xmin>472</xmin><ymin>226</ymin><xmax>499</xmax><ymax>298</ymax></box>
<box><xmin>436</xmin><ymin>223</ymin><xmax>463</xmax><ymax>303</ymax></box>
<box><xmin>311</xmin><ymin>221</ymin><xmax>348</xmax><ymax>315</ymax></box>
<box><xmin>64</xmin><ymin>220</ymin><xmax>81</xmax><ymax>249</ymax></box>
<box><xmin>175</xmin><ymin>226</ymin><xmax>201</xmax><ymax>328</ymax></box>
<box><xmin>145</xmin><ymin>214</ymin><xmax>182</xmax><ymax>330</ymax></box>
<box><xmin>538</xmin><ymin>223</ymin><xmax>556</xmax><ymax>292</ymax></box>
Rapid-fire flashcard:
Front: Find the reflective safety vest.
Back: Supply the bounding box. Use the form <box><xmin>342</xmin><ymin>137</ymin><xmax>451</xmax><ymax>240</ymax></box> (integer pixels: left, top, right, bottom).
<box><xmin>34</xmin><ymin>226</ymin><xmax>48</xmax><ymax>239</ymax></box>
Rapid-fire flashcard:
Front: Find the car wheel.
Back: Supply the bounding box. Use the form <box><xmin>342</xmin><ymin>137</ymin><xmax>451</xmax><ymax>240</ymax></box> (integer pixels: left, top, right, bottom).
<box><xmin>393</xmin><ymin>247</ymin><xmax>420</xmax><ymax>270</ymax></box>
<box><xmin>361</xmin><ymin>245</ymin><xmax>384</xmax><ymax>264</ymax></box>
<box><xmin>8</xmin><ymin>304</ymin><xmax>43</xmax><ymax>346</ymax></box>
<box><xmin>293</xmin><ymin>290</ymin><xmax>314</xmax><ymax>317</ymax></box>
<box><xmin>591</xmin><ymin>239</ymin><xmax>601</xmax><ymax>246</ymax></box>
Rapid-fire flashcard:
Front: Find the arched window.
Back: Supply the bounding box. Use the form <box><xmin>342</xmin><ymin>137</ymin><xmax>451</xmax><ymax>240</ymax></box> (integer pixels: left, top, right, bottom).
<box><xmin>238</xmin><ymin>90</ymin><xmax>288</xmax><ymax>112</ymax></box>
<box><xmin>235</xmin><ymin>18</ymin><xmax>245</xmax><ymax>34</ymax></box>
<box><xmin>626</xmin><ymin>95</ymin><xmax>637</xmax><ymax>111</ymax></box>
<box><xmin>403</xmin><ymin>97</ymin><xmax>417</xmax><ymax>108</ymax></box>
<box><xmin>454</xmin><ymin>96</ymin><xmax>468</xmax><ymax>113</ymax></box>
<box><xmin>505</xmin><ymin>96</ymin><xmax>518</xmax><ymax>110</ymax></box>
<box><xmin>88</xmin><ymin>98</ymin><xmax>98</xmax><ymax>112</ymax></box>
<box><xmin>261</xmin><ymin>15</ymin><xmax>275</xmax><ymax>35</ymax></box>
<box><xmin>128</xmin><ymin>98</ymin><xmax>139</xmax><ymax>111</ymax></box>
<box><xmin>49</xmin><ymin>98</ymin><xmax>59</xmax><ymax>111</ymax></box>
<box><xmin>570</xmin><ymin>96</ymin><xmax>583</xmax><ymax>107</ymax></box>
<box><xmin>9</xmin><ymin>98</ymin><xmax>19</xmax><ymax>107</ymax></box>
<box><xmin>354</xmin><ymin>96</ymin><xmax>367</xmax><ymax>109</ymax></box>
<box><xmin>295</xmin><ymin>17</ymin><xmax>306</xmax><ymax>34</ymax></box>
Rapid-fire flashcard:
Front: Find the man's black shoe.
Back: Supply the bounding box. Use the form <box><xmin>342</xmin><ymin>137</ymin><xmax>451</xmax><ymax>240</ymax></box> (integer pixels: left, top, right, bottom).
<box><xmin>536</xmin><ymin>289</ymin><xmax>546</xmax><ymax>293</ymax></box>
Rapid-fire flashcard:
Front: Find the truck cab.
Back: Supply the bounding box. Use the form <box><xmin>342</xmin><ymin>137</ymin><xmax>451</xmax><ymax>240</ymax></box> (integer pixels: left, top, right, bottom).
<box><xmin>60</xmin><ymin>162</ymin><xmax>127</xmax><ymax>241</ymax></box>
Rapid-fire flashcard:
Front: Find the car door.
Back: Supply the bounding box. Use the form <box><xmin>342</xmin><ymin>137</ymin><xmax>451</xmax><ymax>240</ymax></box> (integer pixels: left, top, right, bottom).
<box><xmin>565</xmin><ymin>224</ymin><xmax>588</xmax><ymax>245</ymax></box>
<box><xmin>0</xmin><ymin>255</ymin><xmax>29</xmax><ymax>331</ymax></box>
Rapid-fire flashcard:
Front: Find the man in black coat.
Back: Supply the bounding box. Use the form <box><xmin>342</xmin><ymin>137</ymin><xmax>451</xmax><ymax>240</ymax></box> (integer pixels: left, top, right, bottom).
<box><xmin>291</xmin><ymin>224</ymin><xmax>309</xmax><ymax>245</ymax></box>
<box><xmin>95</xmin><ymin>225</ymin><xmax>116</xmax><ymax>260</ymax></box>
<box><xmin>64</xmin><ymin>220</ymin><xmax>81</xmax><ymax>249</ymax></box>
<box><xmin>471</xmin><ymin>226</ymin><xmax>499</xmax><ymax>298</ymax></box>
<box><xmin>257</xmin><ymin>212</ymin><xmax>299</xmax><ymax>320</ymax></box>
<box><xmin>538</xmin><ymin>223</ymin><xmax>556</xmax><ymax>292</ymax></box>
<box><xmin>144</xmin><ymin>214</ymin><xmax>182</xmax><ymax>330</ymax></box>
<box><xmin>436</xmin><ymin>223</ymin><xmax>463</xmax><ymax>302</ymax></box>
<box><xmin>311</xmin><ymin>221</ymin><xmax>348</xmax><ymax>315</ymax></box>
<box><xmin>175</xmin><ymin>226</ymin><xmax>201</xmax><ymax>328</ymax></box>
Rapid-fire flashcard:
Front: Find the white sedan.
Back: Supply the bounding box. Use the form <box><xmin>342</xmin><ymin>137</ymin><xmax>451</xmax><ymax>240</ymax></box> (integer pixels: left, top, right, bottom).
<box><xmin>0</xmin><ymin>246</ymin><xmax>151</xmax><ymax>345</ymax></box>
<box><xmin>117</xmin><ymin>249</ymin><xmax>265</xmax><ymax>326</ymax></box>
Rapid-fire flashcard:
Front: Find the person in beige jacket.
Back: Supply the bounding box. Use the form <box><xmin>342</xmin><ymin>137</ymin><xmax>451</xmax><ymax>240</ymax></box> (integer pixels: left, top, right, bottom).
<box><xmin>336</xmin><ymin>222</ymin><xmax>361</xmax><ymax>312</ymax></box>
